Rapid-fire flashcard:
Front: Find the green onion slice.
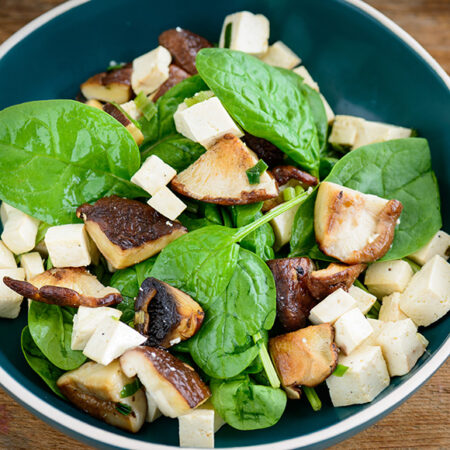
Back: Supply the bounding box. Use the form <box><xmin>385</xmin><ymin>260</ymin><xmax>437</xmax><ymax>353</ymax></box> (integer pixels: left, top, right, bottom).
<box><xmin>303</xmin><ymin>386</ymin><xmax>322</xmax><ymax>412</ymax></box>
<box><xmin>246</xmin><ymin>160</ymin><xmax>268</xmax><ymax>185</ymax></box>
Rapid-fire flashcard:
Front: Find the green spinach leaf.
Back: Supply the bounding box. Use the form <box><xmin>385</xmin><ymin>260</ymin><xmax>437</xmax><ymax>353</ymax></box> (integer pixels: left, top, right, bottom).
<box><xmin>21</xmin><ymin>326</ymin><xmax>65</xmax><ymax>399</ymax></box>
<box><xmin>110</xmin><ymin>267</ymin><xmax>140</xmax><ymax>324</ymax></box>
<box><xmin>196</xmin><ymin>49</ymin><xmax>320</xmax><ymax>175</ymax></box>
<box><xmin>0</xmin><ymin>100</ymin><xmax>144</xmax><ymax>224</ymax></box>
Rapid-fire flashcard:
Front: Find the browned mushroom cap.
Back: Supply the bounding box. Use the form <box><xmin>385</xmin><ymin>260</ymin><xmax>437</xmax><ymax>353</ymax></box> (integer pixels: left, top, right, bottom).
<box><xmin>81</xmin><ymin>64</ymin><xmax>133</xmax><ymax>104</ymax></box>
<box><xmin>241</xmin><ymin>133</ymin><xmax>286</xmax><ymax>168</ymax></box>
<box><xmin>159</xmin><ymin>28</ymin><xmax>213</xmax><ymax>75</ymax></box>
<box><xmin>306</xmin><ymin>263</ymin><xmax>367</xmax><ymax>300</ymax></box>
<box><xmin>77</xmin><ymin>196</ymin><xmax>187</xmax><ymax>270</ymax></box>
<box><xmin>3</xmin><ymin>267</ymin><xmax>122</xmax><ymax>308</ymax></box>
<box><xmin>269</xmin><ymin>323</ymin><xmax>338</xmax><ymax>389</ymax></box>
<box><xmin>120</xmin><ymin>346</ymin><xmax>210</xmax><ymax>418</ymax></box>
<box><xmin>103</xmin><ymin>103</ymin><xmax>144</xmax><ymax>146</ymax></box>
<box><xmin>266</xmin><ymin>257</ymin><xmax>317</xmax><ymax>331</ymax></box>
<box><xmin>271</xmin><ymin>165</ymin><xmax>318</xmax><ymax>188</ymax></box>
<box><xmin>57</xmin><ymin>360</ymin><xmax>147</xmax><ymax>433</ymax></box>
<box><xmin>315</xmin><ymin>182</ymin><xmax>403</xmax><ymax>264</ymax></box>
<box><xmin>152</xmin><ymin>64</ymin><xmax>190</xmax><ymax>102</ymax></box>
<box><xmin>171</xmin><ymin>134</ymin><xmax>279</xmax><ymax>205</ymax></box>
<box><xmin>134</xmin><ymin>277</ymin><xmax>204</xmax><ymax>348</ymax></box>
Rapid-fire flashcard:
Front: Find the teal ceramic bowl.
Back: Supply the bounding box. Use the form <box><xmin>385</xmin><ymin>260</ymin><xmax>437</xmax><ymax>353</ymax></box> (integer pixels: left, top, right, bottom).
<box><xmin>0</xmin><ymin>0</ymin><xmax>448</xmax><ymax>448</ymax></box>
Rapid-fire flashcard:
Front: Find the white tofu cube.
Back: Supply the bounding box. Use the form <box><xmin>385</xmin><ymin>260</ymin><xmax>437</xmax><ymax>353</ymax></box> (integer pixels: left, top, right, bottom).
<box><xmin>131</xmin><ymin>46</ymin><xmax>171</xmax><ymax>96</ymax></box>
<box><xmin>292</xmin><ymin>66</ymin><xmax>319</xmax><ymax>91</ymax></box>
<box><xmin>334</xmin><ymin>308</ymin><xmax>373</xmax><ymax>355</ymax></box>
<box><xmin>365</xmin><ymin>260</ymin><xmax>413</xmax><ymax>298</ymax></box>
<box><xmin>408</xmin><ymin>230</ymin><xmax>450</xmax><ymax>265</ymax></box>
<box><xmin>45</xmin><ymin>224</ymin><xmax>93</xmax><ymax>268</ymax></box>
<box><xmin>0</xmin><ymin>202</ymin><xmax>16</xmax><ymax>224</ymax></box>
<box><xmin>328</xmin><ymin>115</ymin><xmax>362</xmax><ymax>147</ymax></box>
<box><xmin>0</xmin><ymin>241</ymin><xmax>17</xmax><ymax>269</ymax></box>
<box><xmin>363</xmin><ymin>319</ymin><xmax>386</xmax><ymax>346</ymax></box>
<box><xmin>309</xmin><ymin>288</ymin><xmax>357</xmax><ymax>325</ymax></box>
<box><xmin>379</xmin><ymin>292</ymin><xmax>409</xmax><ymax>322</ymax></box>
<box><xmin>270</xmin><ymin>204</ymin><xmax>300</xmax><ymax>250</ymax></box>
<box><xmin>1</xmin><ymin>205</ymin><xmax>39</xmax><ymax>255</ymax></box>
<box><xmin>121</xmin><ymin>100</ymin><xmax>143</xmax><ymax>121</ymax></box>
<box><xmin>131</xmin><ymin>155</ymin><xmax>177</xmax><ymax>196</ymax></box>
<box><xmin>198</xmin><ymin>400</ymin><xmax>226</xmax><ymax>433</ymax></box>
<box><xmin>399</xmin><ymin>255</ymin><xmax>450</xmax><ymax>326</ymax></box>
<box><xmin>219</xmin><ymin>11</ymin><xmax>269</xmax><ymax>55</ymax></box>
<box><xmin>20</xmin><ymin>252</ymin><xmax>44</xmax><ymax>281</ymax></box>
<box><xmin>71</xmin><ymin>306</ymin><xmax>122</xmax><ymax>351</ymax></box>
<box><xmin>174</xmin><ymin>97</ymin><xmax>243</xmax><ymax>148</ymax></box>
<box><xmin>348</xmin><ymin>285</ymin><xmax>377</xmax><ymax>314</ymax></box>
<box><xmin>377</xmin><ymin>319</ymin><xmax>427</xmax><ymax>376</ymax></box>
<box><xmin>145</xmin><ymin>391</ymin><xmax>162</xmax><ymax>423</ymax></box>
<box><xmin>326</xmin><ymin>345</ymin><xmax>390</xmax><ymax>407</ymax></box>
<box><xmin>147</xmin><ymin>186</ymin><xmax>186</xmax><ymax>221</ymax></box>
<box><xmin>260</xmin><ymin>41</ymin><xmax>301</xmax><ymax>69</ymax></box>
<box><xmin>179</xmin><ymin>409</ymin><xmax>216</xmax><ymax>448</ymax></box>
<box><xmin>0</xmin><ymin>268</ymin><xmax>25</xmax><ymax>319</ymax></box>
<box><xmin>83</xmin><ymin>317</ymin><xmax>146</xmax><ymax>366</ymax></box>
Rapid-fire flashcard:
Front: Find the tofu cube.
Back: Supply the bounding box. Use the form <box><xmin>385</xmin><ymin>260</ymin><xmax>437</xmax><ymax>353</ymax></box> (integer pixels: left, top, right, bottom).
<box><xmin>219</xmin><ymin>11</ymin><xmax>269</xmax><ymax>55</ymax></box>
<box><xmin>377</xmin><ymin>319</ymin><xmax>427</xmax><ymax>376</ymax></box>
<box><xmin>309</xmin><ymin>288</ymin><xmax>357</xmax><ymax>325</ymax></box>
<box><xmin>363</xmin><ymin>318</ymin><xmax>385</xmax><ymax>346</ymax></box>
<box><xmin>260</xmin><ymin>41</ymin><xmax>301</xmax><ymax>69</ymax></box>
<box><xmin>0</xmin><ymin>268</ymin><xmax>25</xmax><ymax>319</ymax></box>
<box><xmin>270</xmin><ymin>203</ymin><xmax>300</xmax><ymax>250</ymax></box>
<box><xmin>179</xmin><ymin>409</ymin><xmax>216</xmax><ymax>448</ymax></box>
<box><xmin>326</xmin><ymin>345</ymin><xmax>390</xmax><ymax>407</ymax></box>
<box><xmin>408</xmin><ymin>230</ymin><xmax>450</xmax><ymax>265</ymax></box>
<box><xmin>348</xmin><ymin>285</ymin><xmax>377</xmax><ymax>314</ymax></box>
<box><xmin>20</xmin><ymin>252</ymin><xmax>44</xmax><ymax>281</ymax></box>
<box><xmin>1</xmin><ymin>205</ymin><xmax>39</xmax><ymax>255</ymax></box>
<box><xmin>334</xmin><ymin>308</ymin><xmax>373</xmax><ymax>355</ymax></box>
<box><xmin>292</xmin><ymin>66</ymin><xmax>319</xmax><ymax>91</ymax></box>
<box><xmin>379</xmin><ymin>292</ymin><xmax>409</xmax><ymax>322</ymax></box>
<box><xmin>45</xmin><ymin>224</ymin><xmax>93</xmax><ymax>268</ymax></box>
<box><xmin>120</xmin><ymin>100</ymin><xmax>143</xmax><ymax>121</ymax></box>
<box><xmin>198</xmin><ymin>400</ymin><xmax>226</xmax><ymax>433</ymax></box>
<box><xmin>71</xmin><ymin>306</ymin><xmax>122</xmax><ymax>351</ymax></box>
<box><xmin>83</xmin><ymin>317</ymin><xmax>146</xmax><ymax>366</ymax></box>
<box><xmin>131</xmin><ymin>46</ymin><xmax>171</xmax><ymax>96</ymax></box>
<box><xmin>0</xmin><ymin>241</ymin><xmax>17</xmax><ymax>269</ymax></box>
<box><xmin>145</xmin><ymin>391</ymin><xmax>162</xmax><ymax>423</ymax></box>
<box><xmin>147</xmin><ymin>186</ymin><xmax>186</xmax><ymax>221</ymax></box>
<box><xmin>131</xmin><ymin>155</ymin><xmax>177</xmax><ymax>196</ymax></box>
<box><xmin>365</xmin><ymin>260</ymin><xmax>413</xmax><ymax>298</ymax></box>
<box><xmin>328</xmin><ymin>115</ymin><xmax>362</xmax><ymax>148</ymax></box>
<box><xmin>0</xmin><ymin>202</ymin><xmax>16</xmax><ymax>224</ymax></box>
<box><xmin>174</xmin><ymin>97</ymin><xmax>243</xmax><ymax>148</ymax></box>
<box><xmin>399</xmin><ymin>255</ymin><xmax>450</xmax><ymax>326</ymax></box>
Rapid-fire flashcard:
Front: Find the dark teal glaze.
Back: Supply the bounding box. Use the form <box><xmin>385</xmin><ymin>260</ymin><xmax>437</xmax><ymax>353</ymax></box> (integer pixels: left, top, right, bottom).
<box><xmin>0</xmin><ymin>0</ymin><xmax>448</xmax><ymax>448</ymax></box>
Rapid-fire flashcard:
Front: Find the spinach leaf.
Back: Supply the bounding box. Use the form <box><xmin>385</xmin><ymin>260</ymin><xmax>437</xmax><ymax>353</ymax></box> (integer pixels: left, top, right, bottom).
<box><xmin>28</xmin><ymin>302</ymin><xmax>86</xmax><ymax>371</ymax></box>
<box><xmin>210</xmin><ymin>375</ymin><xmax>287</xmax><ymax>430</ymax></box>
<box><xmin>35</xmin><ymin>222</ymin><xmax>51</xmax><ymax>245</ymax></box>
<box><xmin>21</xmin><ymin>326</ymin><xmax>65</xmax><ymax>399</ymax></box>
<box><xmin>178</xmin><ymin>214</ymin><xmax>217</xmax><ymax>231</ymax></box>
<box><xmin>196</xmin><ymin>49</ymin><xmax>320</xmax><ymax>175</ymax></box>
<box><xmin>135</xmin><ymin>257</ymin><xmax>157</xmax><ymax>286</ymax></box>
<box><xmin>110</xmin><ymin>267</ymin><xmax>140</xmax><ymax>324</ymax></box>
<box><xmin>0</xmin><ymin>100</ymin><xmax>144</xmax><ymax>224</ymax></box>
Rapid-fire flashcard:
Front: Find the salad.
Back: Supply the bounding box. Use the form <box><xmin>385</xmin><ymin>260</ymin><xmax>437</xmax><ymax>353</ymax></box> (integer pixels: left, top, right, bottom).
<box><xmin>0</xmin><ymin>9</ymin><xmax>449</xmax><ymax>449</ymax></box>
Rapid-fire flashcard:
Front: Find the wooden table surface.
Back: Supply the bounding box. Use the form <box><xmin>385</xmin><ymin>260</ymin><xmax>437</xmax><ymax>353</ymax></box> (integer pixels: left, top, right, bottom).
<box><xmin>0</xmin><ymin>0</ymin><xmax>449</xmax><ymax>448</ymax></box>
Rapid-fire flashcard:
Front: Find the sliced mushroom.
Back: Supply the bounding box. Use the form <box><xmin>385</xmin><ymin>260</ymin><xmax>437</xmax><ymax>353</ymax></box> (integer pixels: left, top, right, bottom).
<box><xmin>77</xmin><ymin>196</ymin><xmax>187</xmax><ymax>270</ymax></box>
<box><xmin>269</xmin><ymin>323</ymin><xmax>338</xmax><ymax>389</ymax></box>
<box><xmin>81</xmin><ymin>64</ymin><xmax>133</xmax><ymax>104</ymax></box>
<box><xmin>266</xmin><ymin>257</ymin><xmax>316</xmax><ymax>331</ymax></box>
<box><xmin>103</xmin><ymin>103</ymin><xmax>144</xmax><ymax>146</ymax></box>
<box><xmin>134</xmin><ymin>277</ymin><xmax>204</xmax><ymax>348</ymax></box>
<box><xmin>171</xmin><ymin>134</ymin><xmax>278</xmax><ymax>205</ymax></box>
<box><xmin>271</xmin><ymin>165</ymin><xmax>318</xmax><ymax>188</ymax></box>
<box><xmin>315</xmin><ymin>182</ymin><xmax>403</xmax><ymax>264</ymax></box>
<box><xmin>306</xmin><ymin>263</ymin><xmax>367</xmax><ymax>300</ymax></box>
<box><xmin>159</xmin><ymin>28</ymin><xmax>213</xmax><ymax>75</ymax></box>
<box><xmin>3</xmin><ymin>267</ymin><xmax>122</xmax><ymax>308</ymax></box>
<box><xmin>152</xmin><ymin>64</ymin><xmax>190</xmax><ymax>102</ymax></box>
<box><xmin>120</xmin><ymin>346</ymin><xmax>210</xmax><ymax>418</ymax></box>
<box><xmin>241</xmin><ymin>133</ymin><xmax>286</xmax><ymax>167</ymax></box>
<box><xmin>57</xmin><ymin>360</ymin><xmax>146</xmax><ymax>433</ymax></box>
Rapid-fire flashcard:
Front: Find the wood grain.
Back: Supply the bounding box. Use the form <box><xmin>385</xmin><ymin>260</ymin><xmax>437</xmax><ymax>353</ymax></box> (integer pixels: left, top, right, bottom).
<box><xmin>0</xmin><ymin>0</ymin><xmax>448</xmax><ymax>449</ymax></box>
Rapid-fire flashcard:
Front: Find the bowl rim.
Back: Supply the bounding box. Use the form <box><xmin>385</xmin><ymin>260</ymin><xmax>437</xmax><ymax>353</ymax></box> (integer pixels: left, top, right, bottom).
<box><xmin>0</xmin><ymin>0</ymin><xmax>448</xmax><ymax>449</ymax></box>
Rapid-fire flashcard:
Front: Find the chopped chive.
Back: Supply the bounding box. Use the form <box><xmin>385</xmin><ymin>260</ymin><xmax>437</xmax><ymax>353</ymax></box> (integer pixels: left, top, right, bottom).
<box><xmin>295</xmin><ymin>185</ymin><xmax>305</xmax><ymax>196</ymax></box>
<box><xmin>354</xmin><ymin>279</ymin><xmax>369</xmax><ymax>292</ymax></box>
<box><xmin>133</xmin><ymin>92</ymin><xmax>157</xmax><ymax>121</ymax></box>
<box><xmin>224</xmin><ymin>22</ymin><xmax>233</xmax><ymax>48</ymax></box>
<box><xmin>46</xmin><ymin>257</ymin><xmax>53</xmax><ymax>270</ymax></box>
<box><xmin>252</xmin><ymin>332</ymin><xmax>280</xmax><ymax>389</ymax></box>
<box><xmin>246</xmin><ymin>160</ymin><xmax>268</xmax><ymax>185</ymax></box>
<box><xmin>184</xmin><ymin>90</ymin><xmax>214</xmax><ymax>107</ymax></box>
<box><xmin>283</xmin><ymin>187</ymin><xmax>296</xmax><ymax>202</ymax></box>
<box><xmin>120</xmin><ymin>379</ymin><xmax>142</xmax><ymax>398</ymax></box>
<box><xmin>303</xmin><ymin>386</ymin><xmax>322</xmax><ymax>412</ymax></box>
<box><xmin>366</xmin><ymin>300</ymin><xmax>381</xmax><ymax>319</ymax></box>
<box><xmin>111</xmin><ymin>101</ymin><xmax>142</xmax><ymax>129</ymax></box>
<box><xmin>107</xmin><ymin>62</ymin><xmax>126</xmax><ymax>72</ymax></box>
<box><xmin>115</xmin><ymin>402</ymin><xmax>132</xmax><ymax>415</ymax></box>
<box><xmin>333</xmin><ymin>364</ymin><xmax>349</xmax><ymax>377</ymax></box>
<box><xmin>403</xmin><ymin>258</ymin><xmax>421</xmax><ymax>274</ymax></box>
